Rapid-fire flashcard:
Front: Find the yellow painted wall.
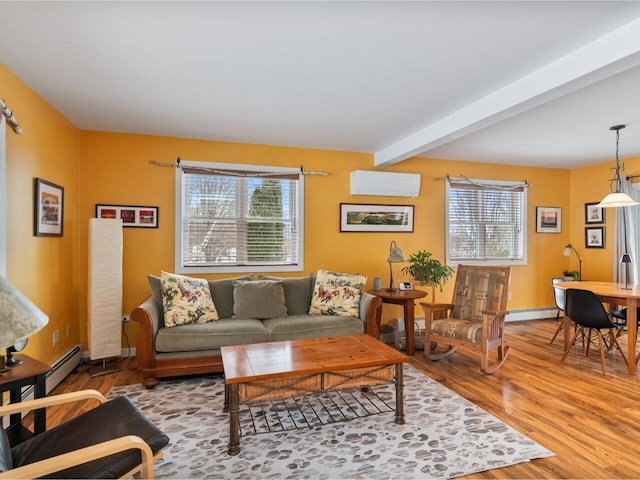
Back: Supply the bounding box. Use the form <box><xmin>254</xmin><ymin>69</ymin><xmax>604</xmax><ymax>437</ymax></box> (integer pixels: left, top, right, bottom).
<box><xmin>77</xmin><ymin>133</ymin><xmax>573</xmax><ymax>347</ymax></box>
<box><xmin>4</xmin><ymin>62</ymin><xmax>621</xmax><ymax>363</ymax></box>
<box><xmin>2</xmin><ymin>64</ymin><xmax>81</xmax><ymax>365</ymax></box>
<box><xmin>569</xmin><ymin>155</ymin><xmax>640</xmax><ymax>280</ymax></box>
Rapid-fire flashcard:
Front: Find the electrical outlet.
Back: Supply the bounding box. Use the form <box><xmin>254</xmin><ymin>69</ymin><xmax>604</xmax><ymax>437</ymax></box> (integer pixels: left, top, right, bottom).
<box><xmin>508</xmin><ymin>292</ymin><xmax>512</xmax><ymax>300</ymax></box>
<box><xmin>122</xmin><ymin>315</ymin><xmax>131</xmax><ymax>324</ymax></box>
<box><xmin>53</xmin><ymin>329</ymin><xmax>60</xmax><ymax>345</ymax></box>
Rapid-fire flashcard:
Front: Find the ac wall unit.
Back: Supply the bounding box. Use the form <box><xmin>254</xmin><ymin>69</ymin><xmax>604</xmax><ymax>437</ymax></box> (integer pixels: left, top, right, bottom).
<box><xmin>350</xmin><ymin>170</ymin><xmax>421</xmax><ymax>198</ymax></box>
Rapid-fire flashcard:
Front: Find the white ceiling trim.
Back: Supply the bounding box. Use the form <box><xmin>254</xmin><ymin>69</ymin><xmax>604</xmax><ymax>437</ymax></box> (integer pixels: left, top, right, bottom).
<box><xmin>374</xmin><ymin>17</ymin><xmax>640</xmax><ymax>167</ymax></box>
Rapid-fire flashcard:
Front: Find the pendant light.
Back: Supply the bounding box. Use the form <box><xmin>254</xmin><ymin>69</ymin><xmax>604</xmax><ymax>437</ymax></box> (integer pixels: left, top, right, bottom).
<box><xmin>597</xmin><ymin>125</ymin><xmax>639</xmax><ymax>208</ymax></box>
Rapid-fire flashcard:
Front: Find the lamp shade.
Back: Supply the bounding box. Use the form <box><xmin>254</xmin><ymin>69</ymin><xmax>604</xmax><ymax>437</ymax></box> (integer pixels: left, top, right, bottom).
<box><xmin>0</xmin><ymin>275</ymin><xmax>49</xmax><ymax>349</ymax></box>
<box><xmin>387</xmin><ymin>242</ymin><xmax>406</xmax><ymax>263</ymax></box>
<box><xmin>621</xmin><ymin>253</ymin><xmax>632</xmax><ymax>263</ymax></box>
<box><xmin>596</xmin><ymin>192</ymin><xmax>639</xmax><ymax>208</ymax></box>
<box><xmin>562</xmin><ymin>246</ymin><xmax>572</xmax><ymax>257</ymax></box>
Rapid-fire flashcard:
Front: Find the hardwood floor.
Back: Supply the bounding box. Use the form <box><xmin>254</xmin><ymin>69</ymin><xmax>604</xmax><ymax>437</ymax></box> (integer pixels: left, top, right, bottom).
<box><xmin>27</xmin><ymin>318</ymin><xmax>640</xmax><ymax>478</ymax></box>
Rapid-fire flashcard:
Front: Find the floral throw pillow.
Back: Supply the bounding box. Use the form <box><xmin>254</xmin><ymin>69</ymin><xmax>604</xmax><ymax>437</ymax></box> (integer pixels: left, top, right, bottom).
<box><xmin>161</xmin><ymin>271</ymin><xmax>219</xmax><ymax>328</ymax></box>
<box><xmin>309</xmin><ymin>269</ymin><xmax>367</xmax><ymax>317</ymax></box>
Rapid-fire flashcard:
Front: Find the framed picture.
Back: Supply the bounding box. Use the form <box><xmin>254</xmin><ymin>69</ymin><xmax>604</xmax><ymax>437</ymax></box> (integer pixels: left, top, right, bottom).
<box><xmin>340</xmin><ymin>203</ymin><xmax>414</xmax><ymax>232</ymax></box>
<box><xmin>536</xmin><ymin>206</ymin><xmax>561</xmax><ymax>233</ymax></box>
<box><xmin>585</xmin><ymin>226</ymin><xmax>605</xmax><ymax>248</ymax></box>
<box><xmin>96</xmin><ymin>204</ymin><xmax>159</xmax><ymax>228</ymax></box>
<box><xmin>585</xmin><ymin>202</ymin><xmax>605</xmax><ymax>224</ymax></box>
<box><xmin>34</xmin><ymin>178</ymin><xmax>64</xmax><ymax>237</ymax></box>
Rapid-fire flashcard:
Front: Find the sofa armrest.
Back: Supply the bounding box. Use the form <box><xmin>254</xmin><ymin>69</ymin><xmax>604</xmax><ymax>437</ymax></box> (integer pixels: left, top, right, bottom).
<box><xmin>359</xmin><ymin>291</ymin><xmax>383</xmax><ymax>338</ymax></box>
<box><xmin>131</xmin><ymin>297</ymin><xmax>162</xmax><ymax>386</ymax></box>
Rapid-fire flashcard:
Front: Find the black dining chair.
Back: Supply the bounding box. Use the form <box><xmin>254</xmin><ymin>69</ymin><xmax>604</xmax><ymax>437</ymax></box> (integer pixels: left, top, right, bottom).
<box><xmin>560</xmin><ymin>288</ymin><xmax>629</xmax><ymax>375</ymax></box>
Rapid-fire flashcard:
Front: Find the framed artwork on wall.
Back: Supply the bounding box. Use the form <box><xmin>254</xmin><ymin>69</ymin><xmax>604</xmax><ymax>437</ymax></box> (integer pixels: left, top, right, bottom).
<box><xmin>340</xmin><ymin>203</ymin><xmax>414</xmax><ymax>232</ymax></box>
<box><xmin>96</xmin><ymin>204</ymin><xmax>159</xmax><ymax>228</ymax></box>
<box><xmin>536</xmin><ymin>206</ymin><xmax>561</xmax><ymax>233</ymax></box>
<box><xmin>585</xmin><ymin>202</ymin><xmax>605</xmax><ymax>224</ymax></box>
<box><xmin>585</xmin><ymin>226</ymin><xmax>605</xmax><ymax>248</ymax></box>
<box><xmin>34</xmin><ymin>178</ymin><xmax>64</xmax><ymax>237</ymax></box>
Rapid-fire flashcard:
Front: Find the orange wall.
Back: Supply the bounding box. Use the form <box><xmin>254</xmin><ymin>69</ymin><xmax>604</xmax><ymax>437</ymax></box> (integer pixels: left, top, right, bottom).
<box><xmin>3</xmin><ymin>63</ymin><xmax>619</xmax><ymax>363</ymax></box>
<box><xmin>569</xmin><ymin>156</ymin><xmax>640</xmax><ymax>280</ymax></box>
<box><xmin>77</xmin><ymin>132</ymin><xmax>572</xmax><ymax>347</ymax></box>
<box><xmin>2</xmin><ymin>64</ymin><xmax>81</xmax><ymax>365</ymax></box>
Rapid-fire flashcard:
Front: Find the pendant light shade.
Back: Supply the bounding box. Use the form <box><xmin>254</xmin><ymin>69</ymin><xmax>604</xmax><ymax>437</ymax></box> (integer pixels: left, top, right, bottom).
<box><xmin>597</xmin><ymin>192</ymin><xmax>639</xmax><ymax>208</ymax></box>
<box><xmin>597</xmin><ymin>125</ymin><xmax>639</xmax><ymax>208</ymax></box>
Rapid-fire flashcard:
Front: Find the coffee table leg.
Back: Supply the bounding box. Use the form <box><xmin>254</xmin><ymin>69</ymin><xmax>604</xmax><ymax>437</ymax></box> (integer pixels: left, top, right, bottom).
<box><xmin>223</xmin><ymin>382</ymin><xmax>229</xmax><ymax>413</ymax></box>
<box><xmin>227</xmin><ymin>383</ymin><xmax>240</xmax><ymax>455</ymax></box>
<box><xmin>394</xmin><ymin>363</ymin><xmax>405</xmax><ymax>425</ymax></box>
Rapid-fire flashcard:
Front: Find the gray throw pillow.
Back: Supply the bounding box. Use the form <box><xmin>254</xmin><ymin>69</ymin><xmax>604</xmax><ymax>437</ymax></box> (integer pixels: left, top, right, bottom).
<box><xmin>232</xmin><ymin>280</ymin><xmax>287</xmax><ymax>320</ymax></box>
<box><xmin>208</xmin><ymin>274</ymin><xmax>253</xmax><ymax>319</ymax></box>
<box><xmin>147</xmin><ymin>274</ymin><xmax>162</xmax><ymax>306</ymax></box>
<box><xmin>258</xmin><ymin>274</ymin><xmax>315</xmax><ymax>315</ymax></box>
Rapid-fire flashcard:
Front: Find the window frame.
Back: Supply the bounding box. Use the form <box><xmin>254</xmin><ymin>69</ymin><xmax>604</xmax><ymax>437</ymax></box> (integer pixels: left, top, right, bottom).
<box><xmin>445</xmin><ymin>177</ymin><xmax>528</xmax><ymax>267</ymax></box>
<box><xmin>175</xmin><ymin>160</ymin><xmax>304</xmax><ymax>274</ymax></box>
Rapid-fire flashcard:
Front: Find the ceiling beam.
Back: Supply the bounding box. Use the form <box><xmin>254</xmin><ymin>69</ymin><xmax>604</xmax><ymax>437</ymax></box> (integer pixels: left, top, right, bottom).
<box><xmin>374</xmin><ymin>17</ymin><xmax>640</xmax><ymax>167</ymax></box>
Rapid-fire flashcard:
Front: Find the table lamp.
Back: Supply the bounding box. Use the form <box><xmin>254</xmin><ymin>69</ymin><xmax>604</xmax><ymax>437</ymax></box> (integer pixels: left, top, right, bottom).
<box><xmin>621</xmin><ymin>253</ymin><xmax>632</xmax><ymax>290</ymax></box>
<box><xmin>562</xmin><ymin>244</ymin><xmax>582</xmax><ymax>281</ymax></box>
<box><xmin>0</xmin><ymin>275</ymin><xmax>49</xmax><ymax>367</ymax></box>
<box><xmin>386</xmin><ymin>240</ymin><xmax>406</xmax><ymax>292</ymax></box>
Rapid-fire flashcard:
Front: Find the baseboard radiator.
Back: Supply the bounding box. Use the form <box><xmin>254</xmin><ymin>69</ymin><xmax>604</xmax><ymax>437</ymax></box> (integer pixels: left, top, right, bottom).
<box><xmin>21</xmin><ymin>345</ymin><xmax>82</xmax><ymax>401</ymax></box>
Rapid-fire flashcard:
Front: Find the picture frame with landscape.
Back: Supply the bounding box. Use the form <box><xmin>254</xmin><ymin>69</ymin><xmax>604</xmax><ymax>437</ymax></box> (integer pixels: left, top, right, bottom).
<box><xmin>340</xmin><ymin>203</ymin><xmax>414</xmax><ymax>232</ymax></box>
<box><xmin>96</xmin><ymin>204</ymin><xmax>159</xmax><ymax>228</ymax></box>
<box><xmin>536</xmin><ymin>206</ymin><xmax>561</xmax><ymax>233</ymax></box>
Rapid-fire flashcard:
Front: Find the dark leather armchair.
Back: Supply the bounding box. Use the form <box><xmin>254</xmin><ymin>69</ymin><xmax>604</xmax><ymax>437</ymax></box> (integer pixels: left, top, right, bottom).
<box><xmin>0</xmin><ymin>389</ymin><xmax>168</xmax><ymax>479</ymax></box>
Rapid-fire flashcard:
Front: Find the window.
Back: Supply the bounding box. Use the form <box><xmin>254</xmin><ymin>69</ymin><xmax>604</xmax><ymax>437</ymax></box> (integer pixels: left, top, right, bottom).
<box><xmin>446</xmin><ymin>178</ymin><xmax>527</xmax><ymax>266</ymax></box>
<box><xmin>175</xmin><ymin>161</ymin><xmax>304</xmax><ymax>273</ymax></box>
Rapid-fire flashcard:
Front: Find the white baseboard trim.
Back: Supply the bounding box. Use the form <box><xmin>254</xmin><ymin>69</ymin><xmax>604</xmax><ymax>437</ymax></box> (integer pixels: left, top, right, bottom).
<box><xmin>80</xmin><ymin>347</ymin><xmax>136</xmax><ymax>362</ymax></box>
<box><xmin>506</xmin><ymin>307</ymin><xmax>558</xmax><ymax>322</ymax></box>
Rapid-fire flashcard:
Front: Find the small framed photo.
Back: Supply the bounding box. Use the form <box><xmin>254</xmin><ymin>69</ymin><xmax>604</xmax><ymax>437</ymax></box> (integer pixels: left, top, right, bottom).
<box><xmin>536</xmin><ymin>206</ymin><xmax>561</xmax><ymax>233</ymax></box>
<box><xmin>96</xmin><ymin>204</ymin><xmax>159</xmax><ymax>228</ymax></box>
<box><xmin>585</xmin><ymin>202</ymin><xmax>605</xmax><ymax>224</ymax></box>
<box><xmin>34</xmin><ymin>178</ymin><xmax>64</xmax><ymax>237</ymax></box>
<box><xmin>585</xmin><ymin>226</ymin><xmax>605</xmax><ymax>248</ymax></box>
<box><xmin>340</xmin><ymin>203</ymin><xmax>414</xmax><ymax>232</ymax></box>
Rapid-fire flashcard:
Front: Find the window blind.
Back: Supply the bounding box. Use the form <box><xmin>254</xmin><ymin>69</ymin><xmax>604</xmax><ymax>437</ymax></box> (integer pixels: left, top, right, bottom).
<box><xmin>177</xmin><ymin>163</ymin><xmax>302</xmax><ymax>271</ymax></box>
<box><xmin>447</xmin><ymin>179</ymin><xmax>526</xmax><ymax>263</ymax></box>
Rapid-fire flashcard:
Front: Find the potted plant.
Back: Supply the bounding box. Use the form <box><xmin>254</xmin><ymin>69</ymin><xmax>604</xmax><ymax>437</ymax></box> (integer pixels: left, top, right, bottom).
<box><xmin>563</xmin><ymin>270</ymin><xmax>580</xmax><ymax>281</ymax></box>
<box><xmin>401</xmin><ymin>250</ymin><xmax>454</xmax><ymax>302</ymax></box>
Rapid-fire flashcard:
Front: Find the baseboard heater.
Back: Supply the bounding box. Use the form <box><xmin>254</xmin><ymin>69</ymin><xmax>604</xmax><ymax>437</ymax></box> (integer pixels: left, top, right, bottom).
<box><xmin>20</xmin><ymin>345</ymin><xmax>82</xmax><ymax>401</ymax></box>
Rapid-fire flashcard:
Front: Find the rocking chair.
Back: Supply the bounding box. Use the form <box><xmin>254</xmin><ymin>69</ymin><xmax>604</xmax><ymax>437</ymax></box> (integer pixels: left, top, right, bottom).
<box><xmin>420</xmin><ymin>265</ymin><xmax>511</xmax><ymax>374</ymax></box>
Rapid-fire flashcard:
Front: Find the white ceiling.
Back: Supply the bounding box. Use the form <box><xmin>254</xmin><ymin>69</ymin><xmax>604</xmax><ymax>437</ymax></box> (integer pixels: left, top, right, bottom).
<box><xmin>2</xmin><ymin>1</ymin><xmax>640</xmax><ymax>169</ymax></box>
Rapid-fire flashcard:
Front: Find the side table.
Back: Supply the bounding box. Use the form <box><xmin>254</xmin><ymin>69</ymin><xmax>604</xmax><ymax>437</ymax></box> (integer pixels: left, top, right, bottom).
<box><xmin>0</xmin><ymin>353</ymin><xmax>51</xmax><ymax>446</ymax></box>
<box><xmin>367</xmin><ymin>289</ymin><xmax>427</xmax><ymax>355</ymax></box>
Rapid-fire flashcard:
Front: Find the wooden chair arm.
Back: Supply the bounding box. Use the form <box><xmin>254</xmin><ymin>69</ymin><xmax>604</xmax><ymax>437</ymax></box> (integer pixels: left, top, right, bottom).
<box><xmin>0</xmin><ymin>435</ymin><xmax>155</xmax><ymax>479</ymax></box>
<box><xmin>0</xmin><ymin>389</ymin><xmax>106</xmax><ymax>417</ymax></box>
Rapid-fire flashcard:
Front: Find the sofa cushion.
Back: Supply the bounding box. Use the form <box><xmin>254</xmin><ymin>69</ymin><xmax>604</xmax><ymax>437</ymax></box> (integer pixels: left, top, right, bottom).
<box><xmin>233</xmin><ymin>280</ymin><xmax>287</xmax><ymax>320</ymax></box>
<box><xmin>155</xmin><ymin>318</ymin><xmax>268</xmax><ymax>352</ymax></box>
<box><xmin>264</xmin><ymin>314</ymin><xmax>364</xmax><ymax>342</ymax></box>
<box><xmin>258</xmin><ymin>274</ymin><xmax>315</xmax><ymax>315</ymax></box>
<box><xmin>161</xmin><ymin>272</ymin><xmax>219</xmax><ymax>328</ymax></box>
<box><xmin>309</xmin><ymin>269</ymin><xmax>367</xmax><ymax>317</ymax></box>
<box><xmin>208</xmin><ymin>274</ymin><xmax>253</xmax><ymax>319</ymax></box>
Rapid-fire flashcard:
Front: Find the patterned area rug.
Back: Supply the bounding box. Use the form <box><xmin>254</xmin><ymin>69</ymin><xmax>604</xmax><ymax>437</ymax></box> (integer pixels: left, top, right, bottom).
<box><xmin>110</xmin><ymin>365</ymin><xmax>553</xmax><ymax>479</ymax></box>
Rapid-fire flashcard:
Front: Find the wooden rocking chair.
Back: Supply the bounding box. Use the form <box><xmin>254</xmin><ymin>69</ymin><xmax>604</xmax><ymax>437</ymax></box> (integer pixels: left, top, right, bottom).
<box><xmin>420</xmin><ymin>265</ymin><xmax>511</xmax><ymax>374</ymax></box>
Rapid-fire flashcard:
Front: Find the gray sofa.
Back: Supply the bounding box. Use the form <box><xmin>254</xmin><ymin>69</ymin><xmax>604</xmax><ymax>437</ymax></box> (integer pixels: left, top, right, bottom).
<box><xmin>131</xmin><ymin>273</ymin><xmax>383</xmax><ymax>388</ymax></box>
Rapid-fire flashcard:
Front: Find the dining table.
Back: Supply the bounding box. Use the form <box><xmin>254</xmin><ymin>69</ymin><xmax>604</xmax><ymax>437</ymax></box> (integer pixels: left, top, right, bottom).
<box><xmin>556</xmin><ymin>280</ymin><xmax>640</xmax><ymax>375</ymax></box>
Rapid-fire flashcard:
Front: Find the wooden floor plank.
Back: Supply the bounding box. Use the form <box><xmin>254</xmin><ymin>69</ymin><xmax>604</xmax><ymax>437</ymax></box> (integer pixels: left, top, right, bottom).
<box><xmin>22</xmin><ymin>319</ymin><xmax>640</xmax><ymax>479</ymax></box>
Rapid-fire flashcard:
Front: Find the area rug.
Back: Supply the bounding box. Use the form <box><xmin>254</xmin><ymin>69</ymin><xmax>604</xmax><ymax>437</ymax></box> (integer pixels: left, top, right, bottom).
<box><xmin>110</xmin><ymin>365</ymin><xmax>553</xmax><ymax>479</ymax></box>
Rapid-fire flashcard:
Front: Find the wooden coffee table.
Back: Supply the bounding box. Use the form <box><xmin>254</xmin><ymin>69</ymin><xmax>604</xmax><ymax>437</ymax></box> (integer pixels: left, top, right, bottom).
<box><xmin>221</xmin><ymin>334</ymin><xmax>407</xmax><ymax>455</ymax></box>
